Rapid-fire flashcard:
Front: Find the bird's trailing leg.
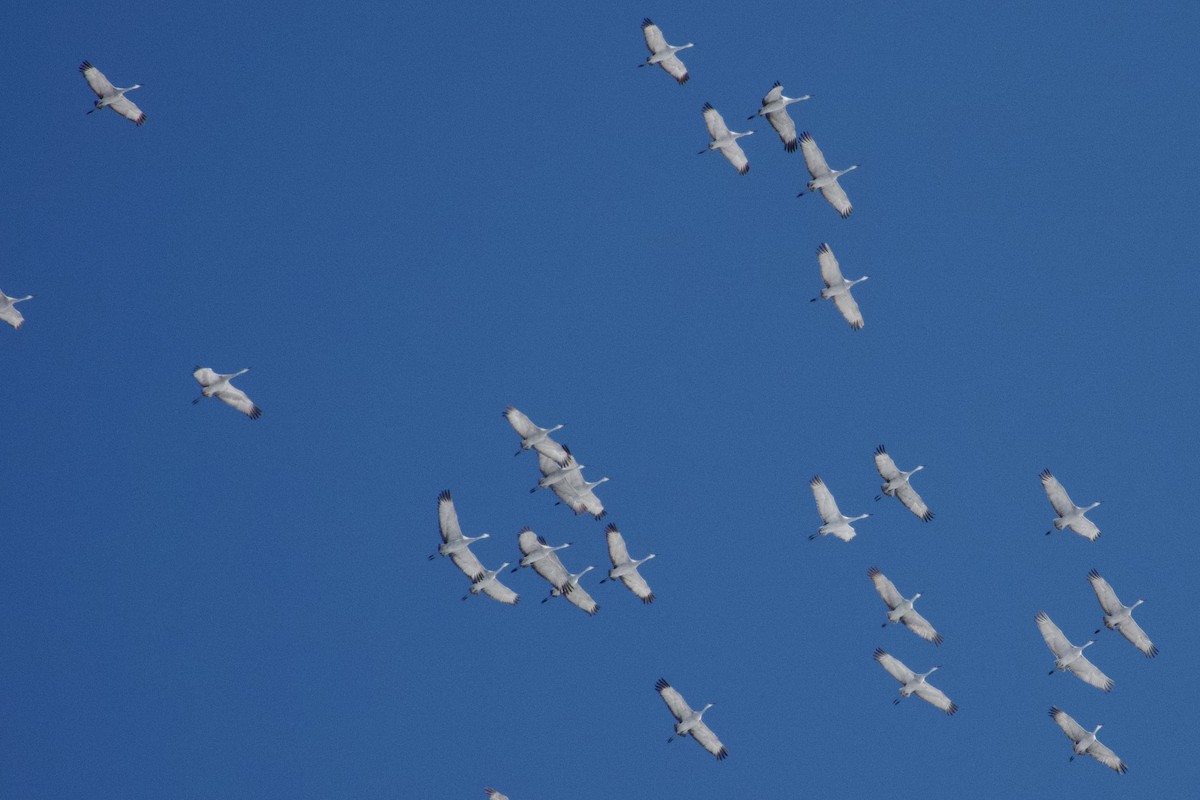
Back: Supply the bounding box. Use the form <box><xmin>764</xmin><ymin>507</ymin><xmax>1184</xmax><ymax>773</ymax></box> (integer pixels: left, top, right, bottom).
<box><xmin>191</xmin><ymin>395</ymin><xmax>204</xmax><ymax>405</ymax></box>
<box><xmin>807</xmin><ymin>533</ymin><xmax>818</xmax><ymax>541</ymax></box>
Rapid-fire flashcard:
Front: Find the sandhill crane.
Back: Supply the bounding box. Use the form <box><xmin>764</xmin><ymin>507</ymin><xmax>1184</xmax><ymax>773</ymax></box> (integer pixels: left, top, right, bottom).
<box><xmin>434</xmin><ymin>492</ymin><xmax>517</xmax><ymax>605</ymax></box>
<box><xmin>700</xmin><ymin>103</ymin><xmax>751</xmax><ymax>175</ymax></box>
<box><xmin>640</xmin><ymin>18</ymin><xmax>692</xmax><ymax>84</ymax></box>
<box><xmin>1087</xmin><ymin>569</ymin><xmax>1157</xmax><ymax>658</ymax></box>
<box><xmin>798</xmin><ymin>132</ymin><xmax>858</xmax><ymax>218</ymax></box>
<box><xmin>601</xmin><ymin>524</ymin><xmax>656</xmax><ymax>603</ymax></box>
<box><xmin>550</xmin><ymin>467</ymin><xmax>608</xmax><ymax>520</ymax></box>
<box><xmin>1040</xmin><ymin>470</ymin><xmax>1100</xmax><ymax>540</ymax></box>
<box><xmin>873</xmin><ymin>445</ymin><xmax>933</xmax><ymax>521</ymax></box>
<box><xmin>518</xmin><ymin>528</ymin><xmax>570</xmax><ymax>590</ymax></box>
<box><xmin>873</xmin><ymin>649</ymin><xmax>957</xmax><ymax>715</ymax></box>
<box><xmin>0</xmin><ymin>289</ymin><xmax>33</xmax><ymax>330</ymax></box>
<box><xmin>749</xmin><ymin>81</ymin><xmax>811</xmax><ymax>152</ymax></box>
<box><xmin>530</xmin><ymin>447</ymin><xmax>584</xmax><ymax>492</ymax></box>
<box><xmin>192</xmin><ymin>367</ymin><xmax>262</xmax><ymax>419</ymax></box>
<box><xmin>868</xmin><ymin>568</ymin><xmax>943</xmax><ymax>645</ymax></box>
<box><xmin>655</xmin><ymin>679</ymin><xmax>728</xmax><ymax>760</ymax></box>
<box><xmin>484</xmin><ymin>790</ymin><xmax>509</xmax><ymax>800</ymax></box>
<box><xmin>544</xmin><ymin>565</ymin><xmax>600</xmax><ymax>616</ymax></box>
<box><xmin>462</xmin><ymin>561</ymin><xmax>520</xmax><ymax>605</ymax></box>
<box><xmin>432</xmin><ymin>490</ymin><xmax>491</xmax><ymax>561</ymax></box>
<box><xmin>809</xmin><ymin>476</ymin><xmax>869</xmax><ymax>541</ymax></box>
<box><xmin>811</xmin><ymin>243</ymin><xmax>867</xmax><ymax>330</ymax></box>
<box><xmin>1048</xmin><ymin>707</ymin><xmax>1127</xmax><ymax>773</ymax></box>
<box><xmin>504</xmin><ymin>406</ymin><xmax>569</xmax><ymax>464</ymax></box>
<box><xmin>1035</xmin><ymin>611</ymin><xmax>1113</xmax><ymax>691</ymax></box>
<box><xmin>511</xmin><ymin>527</ymin><xmax>571</xmax><ymax>572</ymax></box>
<box><xmin>79</xmin><ymin>61</ymin><xmax>146</xmax><ymax>126</ymax></box>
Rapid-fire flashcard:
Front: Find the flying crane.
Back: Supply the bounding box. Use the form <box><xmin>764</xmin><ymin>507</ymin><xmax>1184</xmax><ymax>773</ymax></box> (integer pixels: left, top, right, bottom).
<box><xmin>192</xmin><ymin>367</ymin><xmax>262</xmax><ymax>419</ymax></box>
<box><xmin>0</xmin><ymin>289</ymin><xmax>32</xmax><ymax>330</ymax></box>
<box><xmin>873</xmin><ymin>445</ymin><xmax>933</xmax><ymax>521</ymax></box>
<box><xmin>809</xmin><ymin>476</ymin><xmax>869</xmax><ymax>541</ymax></box>
<box><xmin>1087</xmin><ymin>569</ymin><xmax>1157</xmax><ymax>657</ymax></box>
<box><xmin>80</xmin><ymin>61</ymin><xmax>146</xmax><ymax>125</ymax></box>
<box><xmin>868</xmin><ymin>567</ymin><xmax>943</xmax><ymax>645</ymax></box>
<box><xmin>873</xmin><ymin>649</ymin><xmax>957</xmax><ymax>715</ymax></box>
<box><xmin>1035</xmin><ymin>611</ymin><xmax>1113</xmax><ymax>691</ymax></box>
<box><xmin>700</xmin><ymin>103</ymin><xmax>751</xmax><ymax>175</ymax></box>
<box><xmin>798</xmin><ymin>132</ymin><xmax>858</xmax><ymax>218</ymax></box>
<box><xmin>749</xmin><ymin>81</ymin><xmax>811</xmax><ymax>152</ymax></box>
<box><xmin>1040</xmin><ymin>470</ymin><xmax>1101</xmax><ymax>540</ymax></box>
<box><xmin>811</xmin><ymin>243</ymin><xmax>867</xmax><ymax>330</ymax></box>
<box><xmin>1048</xmin><ymin>707</ymin><xmax>1127</xmax><ymax>773</ymax></box>
<box><xmin>640</xmin><ymin>19</ymin><xmax>692</xmax><ymax>84</ymax></box>
<box><xmin>655</xmin><ymin>678</ymin><xmax>728</xmax><ymax>760</ymax></box>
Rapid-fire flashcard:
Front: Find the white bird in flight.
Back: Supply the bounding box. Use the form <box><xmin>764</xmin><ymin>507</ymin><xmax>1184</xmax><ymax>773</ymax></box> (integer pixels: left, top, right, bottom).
<box><xmin>811</xmin><ymin>243</ymin><xmax>867</xmax><ymax>330</ymax></box>
<box><xmin>80</xmin><ymin>61</ymin><xmax>146</xmax><ymax>126</ymax></box>
<box><xmin>1040</xmin><ymin>470</ymin><xmax>1100</xmax><ymax>540</ymax></box>
<box><xmin>873</xmin><ymin>445</ymin><xmax>933</xmax><ymax>521</ymax></box>
<box><xmin>0</xmin><ymin>289</ymin><xmax>33</xmax><ymax>330</ymax></box>
<box><xmin>434</xmin><ymin>491</ymin><xmax>517</xmax><ymax>605</ymax></box>
<box><xmin>517</xmin><ymin>529</ymin><xmax>599</xmax><ymax>614</ymax></box>
<box><xmin>809</xmin><ymin>476</ymin><xmax>869</xmax><ymax>541</ymax></box>
<box><xmin>700</xmin><ymin>103</ymin><xmax>752</xmax><ymax>175</ymax></box>
<box><xmin>484</xmin><ymin>790</ymin><xmax>509</xmax><ymax>800</ymax></box>
<box><xmin>798</xmin><ymin>132</ymin><xmax>858</xmax><ymax>218</ymax></box>
<box><xmin>1087</xmin><ymin>569</ymin><xmax>1157</xmax><ymax>658</ymax></box>
<box><xmin>1048</xmin><ymin>706</ymin><xmax>1127</xmax><ymax>774</ymax></box>
<box><xmin>600</xmin><ymin>524</ymin><xmax>656</xmax><ymax>604</ymax></box>
<box><xmin>530</xmin><ymin>446</ymin><xmax>583</xmax><ymax>492</ymax></box>
<box><xmin>549</xmin><ymin>465</ymin><xmax>609</xmax><ymax>520</ymax></box>
<box><xmin>504</xmin><ymin>406</ymin><xmax>569</xmax><ymax>464</ymax></box>
<box><xmin>873</xmin><ymin>648</ymin><xmax>957</xmax><ymax>715</ymax></box>
<box><xmin>1035</xmin><ymin>611</ymin><xmax>1113</xmax><ymax>692</ymax></box>
<box><xmin>749</xmin><ymin>81</ymin><xmax>811</xmax><ymax>152</ymax></box>
<box><xmin>192</xmin><ymin>367</ymin><xmax>262</xmax><ymax>419</ymax></box>
<box><xmin>655</xmin><ymin>678</ymin><xmax>728</xmax><ymax>760</ymax></box>
<box><xmin>640</xmin><ymin>18</ymin><xmax>692</xmax><ymax>85</ymax></box>
<box><xmin>545</xmin><ymin>565</ymin><xmax>600</xmax><ymax>616</ymax></box>
<box><xmin>868</xmin><ymin>567</ymin><xmax>943</xmax><ymax>645</ymax></box>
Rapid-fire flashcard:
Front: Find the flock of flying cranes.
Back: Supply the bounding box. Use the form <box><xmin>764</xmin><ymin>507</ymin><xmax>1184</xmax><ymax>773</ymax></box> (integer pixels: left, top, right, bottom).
<box><xmin>59</xmin><ymin>20</ymin><xmax>1159</xmax><ymax>795</ymax></box>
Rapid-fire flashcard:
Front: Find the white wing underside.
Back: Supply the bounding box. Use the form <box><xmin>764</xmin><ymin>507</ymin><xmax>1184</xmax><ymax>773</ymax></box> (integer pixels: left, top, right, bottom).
<box><xmin>767</xmin><ymin>109</ymin><xmax>798</xmax><ymax>151</ymax></box>
<box><xmin>875</xmin><ymin>650</ymin><xmax>916</xmax><ymax>685</ymax></box>
<box><xmin>0</xmin><ymin>306</ymin><xmax>25</xmax><ymax>329</ymax></box>
<box><xmin>819</xmin><ymin>183</ymin><xmax>852</xmax><ymax>218</ymax></box>
<box><xmin>474</xmin><ymin>572</ymin><xmax>519</xmax><ymax>605</ymax></box>
<box><xmin>1089</xmin><ymin>571</ymin><xmax>1157</xmax><ymax>654</ymax></box>
<box><xmin>518</xmin><ymin>530</ymin><xmax>570</xmax><ymax>589</ymax></box>
<box><xmin>689</xmin><ymin>721</ymin><xmax>728</xmax><ymax>759</ymax></box>
<box><xmin>1037</xmin><ymin>612</ymin><xmax>1112</xmax><ymax>691</ymax></box>
<box><xmin>810</xmin><ymin>478</ymin><xmax>843</xmax><ymax>524</ymax></box>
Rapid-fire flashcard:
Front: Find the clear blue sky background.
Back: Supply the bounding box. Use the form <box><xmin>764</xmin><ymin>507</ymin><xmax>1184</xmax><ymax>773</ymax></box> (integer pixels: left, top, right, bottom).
<box><xmin>1</xmin><ymin>1</ymin><xmax>1197</xmax><ymax>797</ymax></box>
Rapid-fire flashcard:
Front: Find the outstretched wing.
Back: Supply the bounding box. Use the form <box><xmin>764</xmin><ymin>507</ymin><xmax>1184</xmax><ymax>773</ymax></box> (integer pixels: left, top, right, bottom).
<box><xmin>109</xmin><ymin>95</ymin><xmax>146</xmax><ymax>125</ymax></box>
<box><xmin>214</xmin><ymin>386</ymin><xmax>262</xmax><ymax>419</ymax></box>
<box><xmin>477</xmin><ymin>575</ymin><xmax>519</xmax><ymax>606</ymax></box>
<box><xmin>0</xmin><ymin>305</ymin><xmax>25</xmax><ymax>329</ymax></box>
<box><xmin>873</xmin><ymin>445</ymin><xmax>900</xmax><ymax>482</ymax></box>
<box><xmin>655</xmin><ymin>678</ymin><xmax>691</xmax><ymax>722</ymax></box>
<box><xmin>449</xmin><ymin>547</ymin><xmax>484</xmax><ymax>581</ymax></box>
<box><xmin>718</xmin><ymin>141</ymin><xmax>749</xmax><ymax>175</ymax></box>
<box><xmin>703</xmin><ymin>103</ymin><xmax>730</xmax><ymax>140</ymax></box>
<box><xmin>816</xmin><ymin>242</ymin><xmax>844</xmax><ymax>288</ymax></box>
<box><xmin>867</xmin><ymin>567</ymin><xmax>903</xmax><ymax>609</ymax></box>
<box><xmin>809</xmin><ymin>476</ymin><xmax>841</xmax><ymax>524</ymax></box>
<box><xmin>895</xmin><ymin>483</ymin><xmax>933</xmax><ymax>522</ymax></box>
<box><xmin>690</xmin><ymin>721</ymin><xmax>729</xmax><ymax>760</ymax></box>
<box><xmin>518</xmin><ymin>531</ymin><xmax>570</xmax><ymax>589</ymax></box>
<box><xmin>1035</xmin><ymin>611</ymin><xmax>1072</xmax><ymax>658</ymax></box>
<box><xmin>831</xmin><ymin>291</ymin><xmax>864</xmax><ymax>330</ymax></box>
<box><xmin>873</xmin><ymin>648</ymin><xmax>915</xmax><ymax>685</ymax></box>
<box><xmin>1039</xmin><ymin>469</ymin><xmax>1076</xmax><ymax>517</ymax></box>
<box><xmin>659</xmin><ymin>54</ymin><xmax>689</xmax><ymax>84</ymax></box>
<box><xmin>437</xmin><ymin>491</ymin><xmax>463</xmax><ymax>544</ymax></box>
<box><xmin>1049</xmin><ymin>707</ymin><xmax>1087</xmax><ymax>743</ymax></box>
<box><xmin>1066</xmin><ymin>654</ymin><xmax>1114</xmax><ymax>692</ymax></box>
<box><xmin>642</xmin><ymin>18</ymin><xmax>667</xmax><ymax>54</ymax></box>
<box><xmin>1087</xmin><ymin>739</ymin><xmax>1128</xmax><ymax>774</ymax></box>
<box><xmin>799</xmin><ymin>132</ymin><xmax>829</xmax><ymax>179</ymax></box>
<box><xmin>79</xmin><ymin>61</ymin><xmax>115</xmax><ymax>97</ymax></box>
<box><xmin>1067</xmin><ymin>515</ymin><xmax>1100</xmax><ymax>541</ymax></box>
<box><xmin>619</xmin><ymin>569</ymin><xmax>655</xmax><ymax>604</ymax></box>
<box><xmin>605</xmin><ymin>524</ymin><xmax>631</xmax><ymax>566</ymax></box>
<box><xmin>912</xmin><ymin>681</ymin><xmax>957</xmax><ymax>715</ymax></box>
<box><xmin>819</xmin><ymin>182</ymin><xmax>853</xmax><ymax>218</ymax></box>
<box><xmin>1116</xmin><ymin>616</ymin><xmax>1157</xmax><ymax>658</ymax></box>
<box><xmin>766</xmin><ymin>108</ymin><xmax>798</xmax><ymax>152</ymax></box>
<box><xmin>563</xmin><ymin>580</ymin><xmax>599</xmax><ymax>615</ymax></box>
<box><xmin>901</xmin><ymin>608</ymin><xmax>944</xmax><ymax>646</ymax></box>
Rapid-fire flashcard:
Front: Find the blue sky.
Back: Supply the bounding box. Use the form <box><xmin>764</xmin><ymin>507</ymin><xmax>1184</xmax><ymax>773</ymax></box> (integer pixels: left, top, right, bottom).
<box><xmin>1</xmin><ymin>1</ymin><xmax>1198</xmax><ymax>797</ymax></box>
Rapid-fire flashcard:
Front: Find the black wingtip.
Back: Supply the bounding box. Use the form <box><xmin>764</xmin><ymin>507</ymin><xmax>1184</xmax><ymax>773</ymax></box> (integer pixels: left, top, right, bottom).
<box><xmin>655</xmin><ymin>677</ymin><xmax>670</xmax><ymax>691</ymax></box>
<box><xmin>642</xmin><ymin>17</ymin><xmax>653</xmax><ymax>27</ymax></box>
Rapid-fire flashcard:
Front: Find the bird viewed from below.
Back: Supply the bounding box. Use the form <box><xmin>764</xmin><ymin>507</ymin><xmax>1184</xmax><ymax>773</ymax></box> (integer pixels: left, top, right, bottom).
<box><xmin>600</xmin><ymin>524</ymin><xmax>656</xmax><ymax>604</ymax></box>
<box><xmin>873</xmin><ymin>445</ymin><xmax>933</xmax><ymax>521</ymax></box>
<box><xmin>868</xmin><ymin>567</ymin><xmax>943</xmax><ymax>645</ymax></box>
<box><xmin>1035</xmin><ymin>611</ymin><xmax>1113</xmax><ymax>692</ymax></box>
<box><xmin>484</xmin><ymin>790</ymin><xmax>509</xmax><ymax>800</ymax></box>
<box><xmin>516</xmin><ymin>528</ymin><xmax>576</xmax><ymax>597</ymax></box>
<box><xmin>530</xmin><ymin>447</ymin><xmax>583</xmax><ymax>493</ymax></box>
<box><xmin>511</xmin><ymin>527</ymin><xmax>571</xmax><ymax>572</ymax></box>
<box><xmin>809</xmin><ymin>476</ymin><xmax>869</xmax><ymax>541</ymax></box>
<box><xmin>431</xmin><ymin>490</ymin><xmax>490</xmax><ymax>562</ymax></box>
<box><xmin>811</xmin><ymin>242</ymin><xmax>867</xmax><ymax>330</ymax></box>
<box><xmin>798</xmin><ymin>132</ymin><xmax>858</xmax><ymax>218</ymax></box>
<box><xmin>639</xmin><ymin>18</ymin><xmax>692</xmax><ymax>84</ymax></box>
<box><xmin>545</xmin><ymin>564</ymin><xmax>600</xmax><ymax>616</ymax></box>
<box><xmin>700</xmin><ymin>103</ymin><xmax>752</xmax><ymax>175</ymax></box>
<box><xmin>79</xmin><ymin>60</ymin><xmax>146</xmax><ymax>125</ymax></box>
<box><xmin>504</xmin><ymin>406</ymin><xmax>569</xmax><ymax>464</ymax></box>
<box><xmin>655</xmin><ymin>678</ymin><xmax>728</xmax><ymax>760</ymax></box>
<box><xmin>463</xmin><ymin>561</ymin><xmax>520</xmax><ymax>605</ymax></box>
<box><xmin>434</xmin><ymin>492</ymin><xmax>517</xmax><ymax>605</ymax></box>
<box><xmin>749</xmin><ymin>81</ymin><xmax>811</xmax><ymax>152</ymax></box>
<box><xmin>1048</xmin><ymin>707</ymin><xmax>1128</xmax><ymax>773</ymax></box>
<box><xmin>549</xmin><ymin>467</ymin><xmax>608</xmax><ymax>520</ymax></box>
<box><xmin>192</xmin><ymin>367</ymin><xmax>262</xmax><ymax>419</ymax></box>
<box><xmin>1040</xmin><ymin>470</ymin><xmax>1101</xmax><ymax>540</ymax></box>
<box><xmin>1087</xmin><ymin>569</ymin><xmax>1157</xmax><ymax>658</ymax></box>
<box><xmin>0</xmin><ymin>289</ymin><xmax>33</xmax><ymax>330</ymax></box>
<box><xmin>873</xmin><ymin>648</ymin><xmax>957</xmax><ymax>715</ymax></box>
